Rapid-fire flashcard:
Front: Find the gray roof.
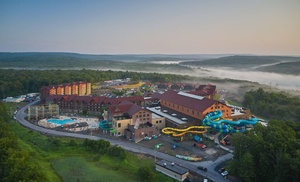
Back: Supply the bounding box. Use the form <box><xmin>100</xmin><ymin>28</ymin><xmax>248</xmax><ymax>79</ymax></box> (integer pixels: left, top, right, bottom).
<box><xmin>156</xmin><ymin>160</ymin><xmax>189</xmax><ymax>175</ymax></box>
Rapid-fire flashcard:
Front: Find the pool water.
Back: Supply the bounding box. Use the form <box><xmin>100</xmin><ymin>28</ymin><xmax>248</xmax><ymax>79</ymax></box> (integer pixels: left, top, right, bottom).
<box><xmin>47</xmin><ymin>118</ymin><xmax>74</xmax><ymax>125</ymax></box>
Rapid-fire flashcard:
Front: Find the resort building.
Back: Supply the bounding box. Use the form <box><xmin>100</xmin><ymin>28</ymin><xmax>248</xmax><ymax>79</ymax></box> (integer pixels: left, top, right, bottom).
<box><xmin>159</xmin><ymin>90</ymin><xmax>232</xmax><ymax>127</ymax></box>
<box><xmin>107</xmin><ymin>101</ymin><xmax>161</xmax><ymax>142</ymax></box>
<box><xmin>155</xmin><ymin>160</ymin><xmax>189</xmax><ymax>181</ymax></box>
<box><xmin>40</xmin><ymin>81</ymin><xmax>91</xmax><ymax>103</ymax></box>
<box><xmin>27</xmin><ymin>104</ymin><xmax>59</xmax><ymax>121</ymax></box>
<box><xmin>45</xmin><ymin>95</ymin><xmax>145</xmax><ymax>115</ymax></box>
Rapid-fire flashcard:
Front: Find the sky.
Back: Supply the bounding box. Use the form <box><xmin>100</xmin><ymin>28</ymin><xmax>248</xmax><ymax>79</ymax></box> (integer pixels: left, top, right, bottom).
<box><xmin>0</xmin><ymin>0</ymin><xmax>300</xmax><ymax>55</ymax></box>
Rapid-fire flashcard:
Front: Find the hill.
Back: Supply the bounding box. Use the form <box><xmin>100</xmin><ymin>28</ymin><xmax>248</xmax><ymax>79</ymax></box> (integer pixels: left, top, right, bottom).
<box><xmin>180</xmin><ymin>55</ymin><xmax>300</xmax><ymax>75</ymax></box>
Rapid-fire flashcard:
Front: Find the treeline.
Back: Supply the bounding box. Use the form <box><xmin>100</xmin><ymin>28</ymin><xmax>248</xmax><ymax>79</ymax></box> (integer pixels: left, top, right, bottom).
<box><xmin>83</xmin><ymin>138</ymin><xmax>127</xmax><ymax>160</ymax></box>
<box><xmin>0</xmin><ymin>69</ymin><xmax>189</xmax><ymax>99</ymax></box>
<box><xmin>227</xmin><ymin>120</ymin><xmax>300</xmax><ymax>182</ymax></box>
<box><xmin>0</xmin><ymin>102</ymin><xmax>45</xmax><ymax>181</ymax></box>
<box><xmin>243</xmin><ymin>88</ymin><xmax>300</xmax><ymax>122</ymax></box>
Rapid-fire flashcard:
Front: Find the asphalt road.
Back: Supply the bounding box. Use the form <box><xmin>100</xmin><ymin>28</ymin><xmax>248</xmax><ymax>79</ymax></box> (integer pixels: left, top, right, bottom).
<box><xmin>16</xmin><ymin>100</ymin><xmax>232</xmax><ymax>182</ymax></box>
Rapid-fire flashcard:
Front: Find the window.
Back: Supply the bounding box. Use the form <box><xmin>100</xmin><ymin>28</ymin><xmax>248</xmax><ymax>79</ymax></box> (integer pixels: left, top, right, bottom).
<box><xmin>159</xmin><ymin>120</ymin><xmax>162</xmax><ymax>123</ymax></box>
<box><xmin>192</xmin><ymin>110</ymin><xmax>194</xmax><ymax>115</ymax></box>
<box><xmin>147</xmin><ymin>114</ymin><xmax>149</xmax><ymax>116</ymax></box>
<box><xmin>156</xmin><ymin>121</ymin><xmax>158</xmax><ymax>124</ymax></box>
<box><xmin>118</xmin><ymin>123</ymin><xmax>121</xmax><ymax>128</ymax></box>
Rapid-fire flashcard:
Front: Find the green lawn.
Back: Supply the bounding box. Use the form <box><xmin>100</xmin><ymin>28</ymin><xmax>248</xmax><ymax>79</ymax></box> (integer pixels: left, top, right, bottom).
<box><xmin>8</xmin><ymin>121</ymin><xmax>175</xmax><ymax>182</ymax></box>
<box><xmin>52</xmin><ymin>156</ymin><xmax>137</xmax><ymax>182</ymax></box>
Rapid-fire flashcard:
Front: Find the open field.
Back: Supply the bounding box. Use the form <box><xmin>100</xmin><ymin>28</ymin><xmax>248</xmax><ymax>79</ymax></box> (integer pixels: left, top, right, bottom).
<box><xmin>7</xmin><ymin>120</ymin><xmax>175</xmax><ymax>182</ymax></box>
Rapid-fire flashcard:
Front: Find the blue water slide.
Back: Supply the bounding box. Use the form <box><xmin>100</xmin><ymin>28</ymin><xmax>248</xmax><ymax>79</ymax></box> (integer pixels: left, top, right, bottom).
<box><xmin>202</xmin><ymin>110</ymin><xmax>258</xmax><ymax>133</ymax></box>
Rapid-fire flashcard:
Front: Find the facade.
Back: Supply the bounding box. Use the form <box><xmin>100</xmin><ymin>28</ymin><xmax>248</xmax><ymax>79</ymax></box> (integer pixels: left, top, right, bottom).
<box><xmin>27</xmin><ymin>104</ymin><xmax>59</xmax><ymax>120</ymax></box>
<box><xmin>45</xmin><ymin>95</ymin><xmax>145</xmax><ymax>115</ymax></box>
<box><xmin>40</xmin><ymin>81</ymin><xmax>91</xmax><ymax>103</ymax></box>
<box><xmin>107</xmin><ymin>101</ymin><xmax>160</xmax><ymax>142</ymax></box>
<box><xmin>155</xmin><ymin>160</ymin><xmax>189</xmax><ymax>181</ymax></box>
<box><xmin>151</xmin><ymin>113</ymin><xmax>166</xmax><ymax>130</ymax></box>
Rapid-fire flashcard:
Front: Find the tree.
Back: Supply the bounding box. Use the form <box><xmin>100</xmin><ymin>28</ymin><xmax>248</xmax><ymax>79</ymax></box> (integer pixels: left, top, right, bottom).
<box><xmin>137</xmin><ymin>166</ymin><xmax>156</xmax><ymax>182</ymax></box>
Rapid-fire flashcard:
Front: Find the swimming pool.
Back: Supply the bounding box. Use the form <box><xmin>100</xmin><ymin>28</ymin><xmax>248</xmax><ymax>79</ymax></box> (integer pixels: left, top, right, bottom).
<box><xmin>47</xmin><ymin>118</ymin><xmax>75</xmax><ymax>125</ymax></box>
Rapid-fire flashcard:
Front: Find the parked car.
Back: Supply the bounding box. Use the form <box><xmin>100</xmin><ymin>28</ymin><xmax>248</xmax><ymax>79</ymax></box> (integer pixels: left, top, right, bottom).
<box><xmin>221</xmin><ymin>171</ymin><xmax>228</xmax><ymax>177</ymax></box>
<box><xmin>197</xmin><ymin>166</ymin><xmax>207</xmax><ymax>171</ymax></box>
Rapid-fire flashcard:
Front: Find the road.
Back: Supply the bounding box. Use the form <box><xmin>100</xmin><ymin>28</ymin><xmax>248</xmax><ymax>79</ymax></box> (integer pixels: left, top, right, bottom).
<box><xmin>16</xmin><ymin>100</ymin><xmax>232</xmax><ymax>182</ymax></box>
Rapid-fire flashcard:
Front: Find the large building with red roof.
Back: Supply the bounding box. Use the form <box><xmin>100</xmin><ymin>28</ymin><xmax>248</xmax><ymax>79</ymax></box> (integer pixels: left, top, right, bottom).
<box><xmin>159</xmin><ymin>90</ymin><xmax>231</xmax><ymax>127</ymax></box>
<box><xmin>45</xmin><ymin>95</ymin><xmax>145</xmax><ymax>115</ymax></box>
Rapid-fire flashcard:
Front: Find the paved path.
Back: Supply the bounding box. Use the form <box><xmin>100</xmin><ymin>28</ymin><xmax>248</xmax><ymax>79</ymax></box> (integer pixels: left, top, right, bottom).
<box><xmin>16</xmin><ymin>100</ymin><xmax>232</xmax><ymax>182</ymax></box>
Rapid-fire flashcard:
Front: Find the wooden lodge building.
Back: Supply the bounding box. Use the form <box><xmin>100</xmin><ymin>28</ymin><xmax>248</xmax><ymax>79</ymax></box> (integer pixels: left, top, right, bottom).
<box><xmin>45</xmin><ymin>95</ymin><xmax>145</xmax><ymax>115</ymax></box>
<box><xmin>158</xmin><ymin>90</ymin><xmax>250</xmax><ymax>128</ymax></box>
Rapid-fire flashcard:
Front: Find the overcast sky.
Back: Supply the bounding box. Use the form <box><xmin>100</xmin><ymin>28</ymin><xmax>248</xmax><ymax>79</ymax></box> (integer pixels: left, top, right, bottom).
<box><xmin>1</xmin><ymin>0</ymin><xmax>299</xmax><ymax>55</ymax></box>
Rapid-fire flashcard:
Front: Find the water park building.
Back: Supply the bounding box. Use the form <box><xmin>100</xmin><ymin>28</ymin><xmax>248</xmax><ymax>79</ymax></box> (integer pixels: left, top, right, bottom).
<box><xmin>155</xmin><ymin>160</ymin><xmax>189</xmax><ymax>181</ymax></box>
<box><xmin>158</xmin><ymin>90</ymin><xmax>251</xmax><ymax>127</ymax></box>
<box><xmin>40</xmin><ymin>81</ymin><xmax>91</xmax><ymax>102</ymax></box>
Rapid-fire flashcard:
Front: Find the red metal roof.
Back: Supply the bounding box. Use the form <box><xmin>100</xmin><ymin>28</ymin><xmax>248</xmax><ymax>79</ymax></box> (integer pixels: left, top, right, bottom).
<box><xmin>160</xmin><ymin>90</ymin><xmax>217</xmax><ymax>112</ymax></box>
<box><xmin>108</xmin><ymin>100</ymin><xmax>142</xmax><ymax>116</ymax></box>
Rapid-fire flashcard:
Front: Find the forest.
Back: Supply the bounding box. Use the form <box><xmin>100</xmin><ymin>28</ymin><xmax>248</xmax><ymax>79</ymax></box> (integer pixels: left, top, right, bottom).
<box><xmin>0</xmin><ymin>52</ymin><xmax>193</xmax><ymax>73</ymax></box>
<box><xmin>242</xmin><ymin>88</ymin><xmax>300</xmax><ymax>122</ymax></box>
<box><xmin>0</xmin><ymin>69</ymin><xmax>190</xmax><ymax>99</ymax></box>
<box><xmin>227</xmin><ymin>120</ymin><xmax>300</xmax><ymax>182</ymax></box>
<box><xmin>223</xmin><ymin>88</ymin><xmax>300</xmax><ymax>182</ymax></box>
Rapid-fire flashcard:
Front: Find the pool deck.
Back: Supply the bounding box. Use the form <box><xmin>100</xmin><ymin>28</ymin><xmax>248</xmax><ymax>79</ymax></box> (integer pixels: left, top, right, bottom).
<box><xmin>38</xmin><ymin>116</ymin><xmax>99</xmax><ymax>129</ymax></box>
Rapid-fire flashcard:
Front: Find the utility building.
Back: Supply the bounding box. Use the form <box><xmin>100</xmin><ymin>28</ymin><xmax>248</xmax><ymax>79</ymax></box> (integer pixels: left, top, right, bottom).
<box><xmin>155</xmin><ymin>160</ymin><xmax>189</xmax><ymax>181</ymax></box>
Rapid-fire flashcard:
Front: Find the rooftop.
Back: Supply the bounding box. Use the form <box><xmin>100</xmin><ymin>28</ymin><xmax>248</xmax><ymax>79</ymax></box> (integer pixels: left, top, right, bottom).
<box><xmin>147</xmin><ymin>107</ymin><xmax>187</xmax><ymax>125</ymax></box>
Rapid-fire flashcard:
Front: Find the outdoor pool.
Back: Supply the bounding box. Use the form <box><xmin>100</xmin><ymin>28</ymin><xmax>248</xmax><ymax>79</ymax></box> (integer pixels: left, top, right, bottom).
<box><xmin>47</xmin><ymin>118</ymin><xmax>75</xmax><ymax>125</ymax></box>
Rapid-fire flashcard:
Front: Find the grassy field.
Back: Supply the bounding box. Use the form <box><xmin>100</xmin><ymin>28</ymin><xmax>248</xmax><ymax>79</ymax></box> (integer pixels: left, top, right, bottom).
<box><xmin>8</xmin><ymin>120</ymin><xmax>175</xmax><ymax>182</ymax></box>
<box><xmin>52</xmin><ymin>156</ymin><xmax>137</xmax><ymax>182</ymax></box>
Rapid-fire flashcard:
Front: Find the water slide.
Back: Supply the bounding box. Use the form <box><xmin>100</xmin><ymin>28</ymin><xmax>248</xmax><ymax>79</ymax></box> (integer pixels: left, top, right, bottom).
<box><xmin>202</xmin><ymin>110</ymin><xmax>258</xmax><ymax>133</ymax></box>
<box><xmin>162</xmin><ymin>126</ymin><xmax>210</xmax><ymax>137</ymax></box>
<box><xmin>99</xmin><ymin>120</ymin><xmax>112</xmax><ymax>130</ymax></box>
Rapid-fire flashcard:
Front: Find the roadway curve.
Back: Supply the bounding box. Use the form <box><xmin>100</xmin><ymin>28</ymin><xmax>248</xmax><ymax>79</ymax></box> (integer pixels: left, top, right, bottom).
<box><xmin>16</xmin><ymin>100</ymin><xmax>232</xmax><ymax>182</ymax></box>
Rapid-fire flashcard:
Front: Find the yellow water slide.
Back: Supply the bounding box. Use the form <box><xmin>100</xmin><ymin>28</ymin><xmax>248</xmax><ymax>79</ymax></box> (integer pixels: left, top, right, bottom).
<box><xmin>162</xmin><ymin>126</ymin><xmax>210</xmax><ymax>137</ymax></box>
